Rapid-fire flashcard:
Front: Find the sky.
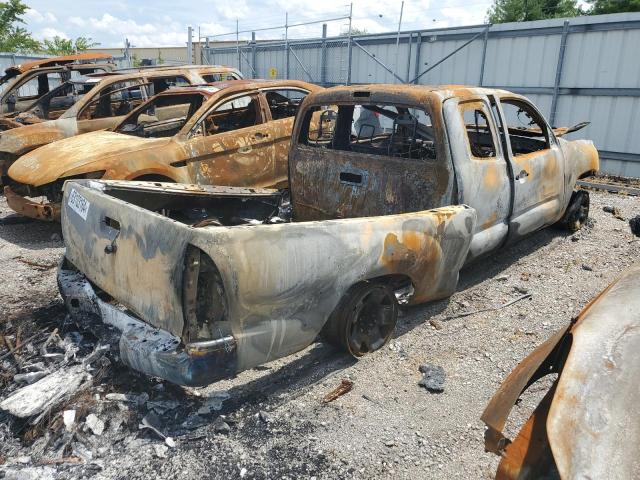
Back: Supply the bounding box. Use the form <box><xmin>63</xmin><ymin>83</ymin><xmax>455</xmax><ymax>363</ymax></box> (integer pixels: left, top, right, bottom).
<box><xmin>22</xmin><ymin>0</ymin><xmax>494</xmax><ymax>49</ymax></box>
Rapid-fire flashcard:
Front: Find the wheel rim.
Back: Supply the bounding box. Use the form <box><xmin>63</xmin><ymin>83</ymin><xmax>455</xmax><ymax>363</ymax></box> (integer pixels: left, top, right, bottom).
<box><xmin>346</xmin><ymin>286</ymin><xmax>397</xmax><ymax>357</ymax></box>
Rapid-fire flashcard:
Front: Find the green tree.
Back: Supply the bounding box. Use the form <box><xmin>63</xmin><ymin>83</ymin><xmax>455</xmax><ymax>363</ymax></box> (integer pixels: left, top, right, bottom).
<box><xmin>487</xmin><ymin>0</ymin><xmax>581</xmax><ymax>23</ymax></box>
<box><xmin>41</xmin><ymin>36</ymin><xmax>99</xmax><ymax>55</ymax></box>
<box><xmin>585</xmin><ymin>0</ymin><xmax>640</xmax><ymax>14</ymax></box>
<box><xmin>0</xmin><ymin>0</ymin><xmax>40</xmax><ymax>53</ymax></box>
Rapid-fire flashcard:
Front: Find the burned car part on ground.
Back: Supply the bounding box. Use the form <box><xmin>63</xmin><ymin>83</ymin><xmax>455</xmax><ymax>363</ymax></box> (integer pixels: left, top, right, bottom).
<box><xmin>58</xmin><ymin>85</ymin><xmax>599</xmax><ymax>386</ymax></box>
<box><xmin>4</xmin><ymin>79</ymin><xmax>319</xmax><ymax>221</ymax></box>
<box><xmin>481</xmin><ymin>262</ymin><xmax>640</xmax><ymax>479</ymax></box>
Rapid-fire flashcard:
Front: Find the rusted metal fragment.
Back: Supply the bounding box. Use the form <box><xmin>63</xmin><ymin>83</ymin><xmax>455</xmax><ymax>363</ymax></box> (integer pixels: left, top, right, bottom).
<box><xmin>547</xmin><ymin>264</ymin><xmax>640</xmax><ymax>479</ymax></box>
<box><xmin>323</xmin><ymin>379</ymin><xmax>354</xmax><ymax>403</ymax></box>
<box><xmin>482</xmin><ymin>263</ymin><xmax>640</xmax><ymax>479</ymax></box>
<box><xmin>3</xmin><ymin>185</ymin><xmax>61</xmax><ymax>221</ymax></box>
<box><xmin>495</xmin><ymin>386</ymin><xmax>559</xmax><ymax>480</ymax></box>
<box><xmin>2</xmin><ymin>53</ymin><xmax>113</xmax><ymax>78</ymax></box>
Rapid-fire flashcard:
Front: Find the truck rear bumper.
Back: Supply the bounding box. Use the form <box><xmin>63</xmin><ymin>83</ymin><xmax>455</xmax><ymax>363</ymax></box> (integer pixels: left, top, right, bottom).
<box><xmin>57</xmin><ymin>259</ymin><xmax>238</xmax><ymax>386</ymax></box>
<box><xmin>4</xmin><ymin>186</ymin><xmax>61</xmax><ymax>221</ymax></box>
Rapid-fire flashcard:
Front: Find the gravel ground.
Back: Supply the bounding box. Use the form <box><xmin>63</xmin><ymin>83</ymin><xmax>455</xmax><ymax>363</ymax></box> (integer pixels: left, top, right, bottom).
<box><xmin>0</xmin><ymin>189</ymin><xmax>639</xmax><ymax>480</ymax></box>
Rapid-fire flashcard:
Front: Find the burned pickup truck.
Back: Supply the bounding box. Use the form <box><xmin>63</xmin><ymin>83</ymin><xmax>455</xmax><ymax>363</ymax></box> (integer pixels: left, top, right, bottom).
<box><xmin>57</xmin><ymin>85</ymin><xmax>599</xmax><ymax>386</ymax></box>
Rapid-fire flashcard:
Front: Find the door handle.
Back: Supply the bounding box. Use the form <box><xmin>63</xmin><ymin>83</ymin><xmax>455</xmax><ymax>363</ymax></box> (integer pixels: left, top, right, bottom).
<box><xmin>252</xmin><ymin>132</ymin><xmax>268</xmax><ymax>140</ymax></box>
<box><xmin>515</xmin><ymin>169</ymin><xmax>529</xmax><ymax>180</ymax></box>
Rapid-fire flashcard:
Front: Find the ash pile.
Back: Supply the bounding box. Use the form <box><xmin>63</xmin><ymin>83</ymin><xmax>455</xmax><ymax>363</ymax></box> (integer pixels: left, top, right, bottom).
<box><xmin>0</xmin><ymin>303</ymin><xmax>231</xmax><ymax>479</ymax></box>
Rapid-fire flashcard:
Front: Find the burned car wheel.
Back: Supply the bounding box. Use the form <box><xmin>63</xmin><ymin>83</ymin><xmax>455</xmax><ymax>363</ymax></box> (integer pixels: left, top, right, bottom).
<box><xmin>559</xmin><ymin>190</ymin><xmax>590</xmax><ymax>232</ymax></box>
<box><xmin>323</xmin><ymin>282</ymin><xmax>398</xmax><ymax>357</ymax></box>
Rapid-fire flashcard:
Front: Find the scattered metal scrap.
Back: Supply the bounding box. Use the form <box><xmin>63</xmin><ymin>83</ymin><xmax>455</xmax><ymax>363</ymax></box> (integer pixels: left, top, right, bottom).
<box><xmin>323</xmin><ymin>379</ymin><xmax>354</xmax><ymax>403</ymax></box>
<box><xmin>443</xmin><ymin>293</ymin><xmax>532</xmax><ymax>321</ymax></box>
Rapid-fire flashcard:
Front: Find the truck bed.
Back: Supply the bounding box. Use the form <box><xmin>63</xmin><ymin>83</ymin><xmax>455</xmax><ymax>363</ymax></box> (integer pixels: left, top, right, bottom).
<box><xmin>60</xmin><ymin>179</ymin><xmax>476</xmax><ymax>375</ymax></box>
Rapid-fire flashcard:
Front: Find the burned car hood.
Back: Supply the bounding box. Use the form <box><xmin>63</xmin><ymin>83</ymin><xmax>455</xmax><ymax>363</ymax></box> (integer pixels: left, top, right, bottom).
<box><xmin>0</xmin><ymin>118</ymin><xmax>77</xmax><ymax>156</ymax></box>
<box><xmin>8</xmin><ymin>131</ymin><xmax>171</xmax><ymax>187</ymax></box>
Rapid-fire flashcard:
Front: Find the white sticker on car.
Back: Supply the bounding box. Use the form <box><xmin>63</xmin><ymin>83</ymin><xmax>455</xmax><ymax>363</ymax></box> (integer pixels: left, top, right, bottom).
<box><xmin>68</xmin><ymin>188</ymin><xmax>90</xmax><ymax>220</ymax></box>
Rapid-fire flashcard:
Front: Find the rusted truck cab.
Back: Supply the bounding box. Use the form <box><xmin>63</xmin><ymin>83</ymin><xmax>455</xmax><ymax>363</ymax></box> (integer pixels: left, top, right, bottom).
<box><xmin>290</xmin><ymin>85</ymin><xmax>598</xmax><ymax>262</ymax></box>
<box><xmin>57</xmin><ymin>85</ymin><xmax>598</xmax><ymax>386</ymax></box>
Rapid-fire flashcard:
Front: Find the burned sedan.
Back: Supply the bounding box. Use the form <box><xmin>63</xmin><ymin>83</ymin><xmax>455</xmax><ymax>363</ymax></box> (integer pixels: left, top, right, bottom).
<box><xmin>481</xmin><ymin>263</ymin><xmax>640</xmax><ymax>479</ymax></box>
<box><xmin>0</xmin><ymin>52</ymin><xmax>115</xmax><ymax>118</ymax></box>
<box><xmin>5</xmin><ymin>79</ymin><xmax>319</xmax><ymax>221</ymax></box>
<box><xmin>0</xmin><ymin>65</ymin><xmax>242</xmax><ymax>188</ymax></box>
<box><xmin>57</xmin><ymin>85</ymin><xmax>599</xmax><ymax>386</ymax></box>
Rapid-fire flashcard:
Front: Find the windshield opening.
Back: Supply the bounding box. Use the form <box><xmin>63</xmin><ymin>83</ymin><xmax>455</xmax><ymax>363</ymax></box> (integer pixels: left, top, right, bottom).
<box><xmin>15</xmin><ymin>79</ymin><xmax>96</xmax><ymax>121</ymax></box>
<box><xmin>116</xmin><ymin>93</ymin><xmax>206</xmax><ymax>138</ymax></box>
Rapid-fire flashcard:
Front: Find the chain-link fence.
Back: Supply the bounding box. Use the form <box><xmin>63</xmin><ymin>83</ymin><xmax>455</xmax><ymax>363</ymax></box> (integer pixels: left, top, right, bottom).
<box><xmin>199</xmin><ymin>13</ymin><xmax>352</xmax><ymax>86</ymax></box>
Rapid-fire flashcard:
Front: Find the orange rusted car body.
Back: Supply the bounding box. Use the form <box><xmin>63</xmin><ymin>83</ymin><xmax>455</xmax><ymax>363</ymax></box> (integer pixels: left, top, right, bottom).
<box><xmin>56</xmin><ymin>85</ymin><xmax>599</xmax><ymax>386</ymax></box>
<box><xmin>5</xmin><ymin>79</ymin><xmax>320</xmax><ymax>220</ymax></box>
<box><xmin>482</xmin><ymin>263</ymin><xmax>640</xmax><ymax>479</ymax></box>
<box><xmin>0</xmin><ymin>52</ymin><xmax>115</xmax><ymax>116</ymax></box>
<box><xmin>0</xmin><ymin>65</ymin><xmax>242</xmax><ymax>188</ymax></box>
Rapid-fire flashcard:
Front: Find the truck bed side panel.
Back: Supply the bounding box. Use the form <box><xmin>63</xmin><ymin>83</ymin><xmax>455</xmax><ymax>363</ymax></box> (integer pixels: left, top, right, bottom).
<box><xmin>61</xmin><ymin>181</ymin><xmax>476</xmax><ymax>372</ymax></box>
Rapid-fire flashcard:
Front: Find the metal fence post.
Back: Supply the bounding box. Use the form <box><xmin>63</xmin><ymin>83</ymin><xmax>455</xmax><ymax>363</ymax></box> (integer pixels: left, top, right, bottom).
<box><xmin>405</xmin><ymin>32</ymin><xmax>413</xmax><ymax>83</ymax></box>
<box><xmin>479</xmin><ymin>24</ymin><xmax>490</xmax><ymax>86</ymax></box>
<box><xmin>187</xmin><ymin>26</ymin><xmax>193</xmax><ymax>65</ymax></box>
<box><xmin>236</xmin><ymin>19</ymin><xmax>241</xmax><ymax>71</ymax></box>
<box><xmin>394</xmin><ymin>1</ymin><xmax>404</xmax><ymax>80</ymax></box>
<box><xmin>321</xmin><ymin>23</ymin><xmax>328</xmax><ymax>86</ymax></box>
<box><xmin>550</xmin><ymin>20</ymin><xmax>570</xmax><ymax>127</ymax></box>
<box><xmin>346</xmin><ymin>2</ymin><xmax>353</xmax><ymax>85</ymax></box>
<box><xmin>251</xmin><ymin>32</ymin><xmax>257</xmax><ymax>79</ymax></box>
<box><xmin>413</xmin><ymin>32</ymin><xmax>422</xmax><ymax>84</ymax></box>
<box><xmin>285</xmin><ymin>12</ymin><xmax>289</xmax><ymax>79</ymax></box>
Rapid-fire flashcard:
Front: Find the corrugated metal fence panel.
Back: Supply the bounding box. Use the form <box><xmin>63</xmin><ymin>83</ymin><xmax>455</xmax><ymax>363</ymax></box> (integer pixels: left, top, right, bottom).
<box><xmin>200</xmin><ymin>13</ymin><xmax>640</xmax><ymax>176</ymax></box>
<box><xmin>562</xmin><ymin>28</ymin><xmax>640</xmax><ymax>88</ymax></box>
<box><xmin>482</xmin><ymin>35</ymin><xmax>560</xmax><ymax>88</ymax></box>
<box><xmin>416</xmin><ymin>38</ymin><xmax>485</xmax><ymax>85</ymax></box>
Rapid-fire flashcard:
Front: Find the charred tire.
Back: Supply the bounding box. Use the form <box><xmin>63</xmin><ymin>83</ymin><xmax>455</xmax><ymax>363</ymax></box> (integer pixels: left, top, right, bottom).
<box><xmin>558</xmin><ymin>190</ymin><xmax>590</xmax><ymax>232</ymax></box>
<box><xmin>322</xmin><ymin>282</ymin><xmax>398</xmax><ymax>357</ymax></box>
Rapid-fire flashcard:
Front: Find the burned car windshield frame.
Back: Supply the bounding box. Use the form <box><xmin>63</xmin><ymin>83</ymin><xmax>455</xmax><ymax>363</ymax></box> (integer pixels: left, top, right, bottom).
<box><xmin>20</xmin><ymin>78</ymin><xmax>98</xmax><ymax>115</ymax></box>
<box><xmin>115</xmin><ymin>92</ymin><xmax>208</xmax><ymax>137</ymax></box>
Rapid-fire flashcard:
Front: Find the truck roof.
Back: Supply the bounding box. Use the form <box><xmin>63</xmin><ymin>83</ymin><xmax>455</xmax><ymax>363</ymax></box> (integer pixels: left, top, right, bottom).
<box><xmin>306</xmin><ymin>84</ymin><xmax>516</xmax><ymax>104</ymax></box>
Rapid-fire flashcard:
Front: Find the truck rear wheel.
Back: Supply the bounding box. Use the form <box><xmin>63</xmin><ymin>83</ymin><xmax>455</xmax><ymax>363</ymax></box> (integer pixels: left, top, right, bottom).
<box><xmin>558</xmin><ymin>190</ymin><xmax>590</xmax><ymax>232</ymax></box>
<box><xmin>322</xmin><ymin>282</ymin><xmax>398</xmax><ymax>357</ymax></box>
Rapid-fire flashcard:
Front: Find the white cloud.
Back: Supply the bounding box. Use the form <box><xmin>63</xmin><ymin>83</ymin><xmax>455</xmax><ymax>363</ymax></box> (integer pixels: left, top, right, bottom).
<box><xmin>21</xmin><ymin>0</ymin><xmax>494</xmax><ymax>48</ymax></box>
<box><xmin>38</xmin><ymin>27</ymin><xmax>68</xmax><ymax>40</ymax></box>
<box><xmin>25</xmin><ymin>8</ymin><xmax>57</xmax><ymax>23</ymax></box>
<box><xmin>88</xmin><ymin>13</ymin><xmax>156</xmax><ymax>34</ymax></box>
<box><xmin>69</xmin><ymin>17</ymin><xmax>86</xmax><ymax>27</ymax></box>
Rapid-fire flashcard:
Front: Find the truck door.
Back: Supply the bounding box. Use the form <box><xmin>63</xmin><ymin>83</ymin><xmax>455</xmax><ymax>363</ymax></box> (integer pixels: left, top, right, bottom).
<box><xmin>493</xmin><ymin>96</ymin><xmax>565</xmax><ymax>239</ymax></box>
<box><xmin>443</xmin><ymin>96</ymin><xmax>511</xmax><ymax>261</ymax></box>
<box><xmin>183</xmin><ymin>92</ymin><xmax>277</xmax><ymax>188</ymax></box>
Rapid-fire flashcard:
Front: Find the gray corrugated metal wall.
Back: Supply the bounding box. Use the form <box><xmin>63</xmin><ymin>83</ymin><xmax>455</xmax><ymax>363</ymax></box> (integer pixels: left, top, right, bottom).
<box><xmin>205</xmin><ymin>12</ymin><xmax>640</xmax><ymax>177</ymax></box>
